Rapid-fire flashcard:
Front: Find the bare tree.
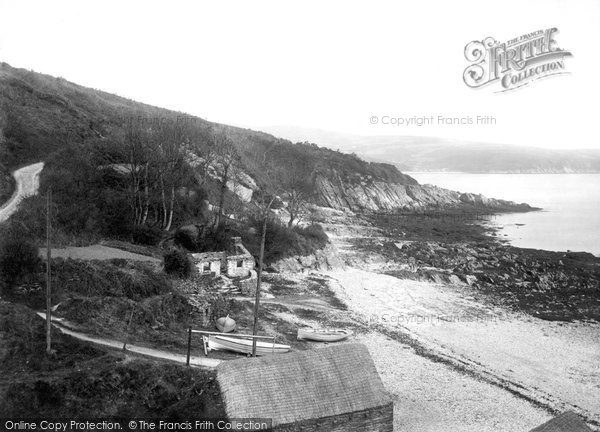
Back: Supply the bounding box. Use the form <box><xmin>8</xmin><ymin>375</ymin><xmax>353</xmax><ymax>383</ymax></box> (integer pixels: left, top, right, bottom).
<box><xmin>184</xmin><ymin>124</ymin><xmax>217</xmax><ymax>187</ymax></box>
<box><xmin>118</xmin><ymin>115</ymin><xmax>153</xmax><ymax>228</ymax></box>
<box><xmin>247</xmin><ymin>148</ymin><xmax>281</xmax><ymax>356</ymax></box>
<box><xmin>211</xmin><ymin>130</ymin><xmax>240</xmax><ymax>228</ymax></box>
<box><xmin>151</xmin><ymin>118</ymin><xmax>187</xmax><ymax>231</ymax></box>
<box><xmin>279</xmin><ymin>156</ymin><xmax>313</xmax><ymax>227</ymax></box>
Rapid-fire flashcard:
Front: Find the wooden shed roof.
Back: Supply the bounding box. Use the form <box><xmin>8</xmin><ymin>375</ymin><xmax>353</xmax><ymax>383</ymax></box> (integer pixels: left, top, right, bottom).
<box><xmin>529</xmin><ymin>411</ymin><xmax>592</xmax><ymax>432</ymax></box>
<box><xmin>216</xmin><ymin>343</ymin><xmax>391</xmax><ymax>427</ymax></box>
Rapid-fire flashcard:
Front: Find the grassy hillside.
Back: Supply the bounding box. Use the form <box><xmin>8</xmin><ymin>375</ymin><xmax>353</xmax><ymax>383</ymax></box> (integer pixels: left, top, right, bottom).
<box><xmin>0</xmin><ymin>163</ymin><xmax>13</xmax><ymax>205</ymax></box>
<box><xmin>0</xmin><ymin>301</ymin><xmax>225</xmax><ymax>418</ymax></box>
<box><xmin>0</xmin><ymin>62</ymin><xmax>418</xmax><ymax>253</ymax></box>
<box><xmin>0</xmin><ymin>62</ymin><xmax>414</xmax><ymax>183</ymax></box>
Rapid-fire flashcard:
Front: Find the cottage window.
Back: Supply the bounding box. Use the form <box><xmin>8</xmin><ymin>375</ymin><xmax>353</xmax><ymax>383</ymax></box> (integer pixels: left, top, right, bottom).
<box><xmin>203</xmin><ymin>263</ymin><xmax>210</xmax><ymax>272</ymax></box>
<box><xmin>237</xmin><ymin>260</ymin><xmax>243</xmax><ymax>268</ymax></box>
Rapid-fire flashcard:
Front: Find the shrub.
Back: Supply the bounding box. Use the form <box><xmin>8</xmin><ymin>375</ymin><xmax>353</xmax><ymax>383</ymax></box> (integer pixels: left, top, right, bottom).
<box><xmin>0</xmin><ymin>236</ymin><xmax>41</xmax><ymax>293</ymax></box>
<box><xmin>294</xmin><ymin>224</ymin><xmax>328</xmax><ymax>249</ymax></box>
<box><xmin>174</xmin><ymin>224</ymin><xmax>202</xmax><ymax>251</ymax></box>
<box><xmin>130</xmin><ymin>225</ymin><xmax>164</xmax><ymax>246</ymax></box>
<box><xmin>242</xmin><ymin>219</ymin><xmax>329</xmax><ymax>265</ymax></box>
<box><xmin>208</xmin><ymin>293</ymin><xmax>233</xmax><ymax>322</ymax></box>
<box><xmin>197</xmin><ymin>223</ymin><xmax>242</xmax><ymax>253</ymax></box>
<box><xmin>164</xmin><ymin>249</ymin><xmax>193</xmax><ymax>278</ymax></box>
<box><xmin>33</xmin><ymin>259</ymin><xmax>172</xmax><ymax>305</ymax></box>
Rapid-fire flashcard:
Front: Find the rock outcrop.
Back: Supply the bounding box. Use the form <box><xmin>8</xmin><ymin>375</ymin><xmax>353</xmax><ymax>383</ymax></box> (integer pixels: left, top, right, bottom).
<box><xmin>313</xmin><ymin>173</ymin><xmax>531</xmax><ymax>212</ymax></box>
<box><xmin>271</xmin><ymin>244</ymin><xmax>345</xmax><ymax>273</ymax></box>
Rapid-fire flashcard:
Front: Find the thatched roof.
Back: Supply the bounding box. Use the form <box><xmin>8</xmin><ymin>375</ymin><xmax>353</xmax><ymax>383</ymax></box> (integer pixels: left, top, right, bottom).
<box><xmin>216</xmin><ymin>343</ymin><xmax>392</xmax><ymax>427</ymax></box>
<box><xmin>529</xmin><ymin>411</ymin><xmax>592</xmax><ymax>432</ymax></box>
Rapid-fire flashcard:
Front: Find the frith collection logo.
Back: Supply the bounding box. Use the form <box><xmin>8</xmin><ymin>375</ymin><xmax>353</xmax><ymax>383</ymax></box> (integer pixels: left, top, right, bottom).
<box><xmin>463</xmin><ymin>28</ymin><xmax>572</xmax><ymax>92</ymax></box>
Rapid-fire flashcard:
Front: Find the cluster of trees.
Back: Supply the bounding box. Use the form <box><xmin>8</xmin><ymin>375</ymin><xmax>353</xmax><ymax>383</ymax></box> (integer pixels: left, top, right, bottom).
<box><xmin>98</xmin><ymin>115</ymin><xmax>223</xmax><ymax>233</ymax></box>
<box><xmin>24</xmin><ymin>114</ymin><xmax>254</xmax><ymax>244</ymax></box>
<box><xmin>5</xmin><ymin>107</ymin><xmax>323</xmax><ymax>263</ymax></box>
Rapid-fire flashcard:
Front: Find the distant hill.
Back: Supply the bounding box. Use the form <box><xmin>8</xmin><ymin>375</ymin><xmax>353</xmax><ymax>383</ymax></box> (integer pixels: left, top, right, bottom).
<box><xmin>262</xmin><ymin>126</ymin><xmax>600</xmax><ymax>173</ymax></box>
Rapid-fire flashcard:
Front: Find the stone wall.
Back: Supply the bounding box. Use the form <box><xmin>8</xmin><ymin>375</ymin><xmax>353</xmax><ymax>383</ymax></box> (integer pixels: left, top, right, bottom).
<box><xmin>236</xmin><ymin>270</ymin><xmax>258</xmax><ymax>296</ymax></box>
<box><xmin>226</xmin><ymin>256</ymin><xmax>254</xmax><ymax>277</ymax></box>
<box><xmin>276</xmin><ymin>403</ymin><xmax>393</xmax><ymax>432</ymax></box>
<box><xmin>195</xmin><ymin>260</ymin><xmax>221</xmax><ymax>276</ymax></box>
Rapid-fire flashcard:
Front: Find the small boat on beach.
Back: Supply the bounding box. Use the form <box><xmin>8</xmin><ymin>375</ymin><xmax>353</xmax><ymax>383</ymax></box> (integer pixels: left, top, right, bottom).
<box><xmin>206</xmin><ymin>335</ymin><xmax>291</xmax><ymax>356</ymax></box>
<box><xmin>297</xmin><ymin>328</ymin><xmax>353</xmax><ymax>342</ymax></box>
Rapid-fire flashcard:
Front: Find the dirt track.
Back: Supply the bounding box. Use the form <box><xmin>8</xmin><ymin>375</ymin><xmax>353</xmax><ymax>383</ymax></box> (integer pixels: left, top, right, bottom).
<box><xmin>0</xmin><ymin>162</ymin><xmax>44</xmax><ymax>223</ymax></box>
<box><xmin>36</xmin><ymin>312</ymin><xmax>220</xmax><ymax>368</ymax></box>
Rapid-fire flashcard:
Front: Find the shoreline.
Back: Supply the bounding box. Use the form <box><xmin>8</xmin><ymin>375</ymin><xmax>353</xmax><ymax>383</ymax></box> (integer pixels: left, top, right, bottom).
<box><xmin>482</xmin><ymin>217</ymin><xmax>600</xmax><ymax>258</ymax></box>
<box><xmin>314</xmin><ymin>207</ymin><xmax>600</xmax><ymax>430</ymax></box>
<box><xmin>406</xmin><ymin>171</ymin><xmax>600</xmax><ymax>175</ymax></box>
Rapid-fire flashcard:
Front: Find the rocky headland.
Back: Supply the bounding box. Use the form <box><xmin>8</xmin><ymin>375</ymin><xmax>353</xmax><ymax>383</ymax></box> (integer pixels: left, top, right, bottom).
<box><xmin>313</xmin><ymin>172</ymin><xmax>533</xmax><ymax>212</ymax></box>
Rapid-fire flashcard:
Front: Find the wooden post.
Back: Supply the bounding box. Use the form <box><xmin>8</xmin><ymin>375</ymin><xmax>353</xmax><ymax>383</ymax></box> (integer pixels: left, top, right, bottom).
<box><xmin>45</xmin><ymin>189</ymin><xmax>52</xmax><ymax>355</ymax></box>
<box><xmin>123</xmin><ymin>309</ymin><xmax>135</xmax><ymax>351</ymax></box>
<box><xmin>251</xmin><ymin>215</ymin><xmax>267</xmax><ymax>357</ymax></box>
<box><xmin>186</xmin><ymin>326</ymin><xmax>192</xmax><ymax>366</ymax></box>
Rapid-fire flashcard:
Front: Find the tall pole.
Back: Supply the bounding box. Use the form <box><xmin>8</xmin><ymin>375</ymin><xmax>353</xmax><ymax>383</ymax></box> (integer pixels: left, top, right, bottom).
<box><xmin>251</xmin><ymin>215</ymin><xmax>267</xmax><ymax>357</ymax></box>
<box><xmin>46</xmin><ymin>189</ymin><xmax>52</xmax><ymax>354</ymax></box>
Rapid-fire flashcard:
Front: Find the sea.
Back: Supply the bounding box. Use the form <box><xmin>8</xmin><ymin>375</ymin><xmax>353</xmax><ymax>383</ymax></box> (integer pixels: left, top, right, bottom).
<box><xmin>408</xmin><ymin>173</ymin><xmax>600</xmax><ymax>257</ymax></box>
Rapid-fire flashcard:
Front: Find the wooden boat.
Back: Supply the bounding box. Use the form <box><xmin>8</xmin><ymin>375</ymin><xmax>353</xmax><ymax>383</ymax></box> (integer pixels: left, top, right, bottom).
<box><xmin>297</xmin><ymin>328</ymin><xmax>353</xmax><ymax>342</ymax></box>
<box><xmin>206</xmin><ymin>335</ymin><xmax>290</xmax><ymax>356</ymax></box>
<box><xmin>215</xmin><ymin>315</ymin><xmax>236</xmax><ymax>333</ymax></box>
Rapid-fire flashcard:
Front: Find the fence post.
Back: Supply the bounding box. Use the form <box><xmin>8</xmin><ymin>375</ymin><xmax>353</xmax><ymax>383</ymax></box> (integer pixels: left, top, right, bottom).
<box><xmin>186</xmin><ymin>326</ymin><xmax>192</xmax><ymax>366</ymax></box>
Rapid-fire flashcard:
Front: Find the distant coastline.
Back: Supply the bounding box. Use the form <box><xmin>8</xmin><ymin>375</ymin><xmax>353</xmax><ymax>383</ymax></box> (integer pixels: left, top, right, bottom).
<box><xmin>411</xmin><ymin>172</ymin><xmax>600</xmax><ymax>257</ymax></box>
<box><xmin>406</xmin><ymin>171</ymin><xmax>600</xmax><ymax>175</ymax></box>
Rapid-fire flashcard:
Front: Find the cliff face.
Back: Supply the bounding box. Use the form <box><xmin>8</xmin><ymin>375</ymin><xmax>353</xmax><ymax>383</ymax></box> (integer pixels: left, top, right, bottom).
<box><xmin>314</xmin><ymin>173</ymin><xmax>531</xmax><ymax>212</ymax></box>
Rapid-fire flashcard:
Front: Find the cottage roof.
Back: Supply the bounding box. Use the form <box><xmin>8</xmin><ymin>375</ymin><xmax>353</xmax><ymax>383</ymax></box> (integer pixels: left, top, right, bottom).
<box><xmin>191</xmin><ymin>251</ymin><xmax>224</xmax><ymax>262</ymax></box>
<box><xmin>216</xmin><ymin>343</ymin><xmax>391</xmax><ymax>427</ymax></box>
<box><xmin>191</xmin><ymin>237</ymin><xmax>252</xmax><ymax>262</ymax></box>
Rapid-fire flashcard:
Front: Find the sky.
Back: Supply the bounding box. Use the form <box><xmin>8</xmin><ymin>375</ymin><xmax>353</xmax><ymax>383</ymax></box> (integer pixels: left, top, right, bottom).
<box><xmin>0</xmin><ymin>0</ymin><xmax>599</xmax><ymax>149</ymax></box>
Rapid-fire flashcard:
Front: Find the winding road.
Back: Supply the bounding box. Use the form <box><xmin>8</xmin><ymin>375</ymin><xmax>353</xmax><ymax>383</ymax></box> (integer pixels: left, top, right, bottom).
<box><xmin>0</xmin><ymin>162</ymin><xmax>44</xmax><ymax>223</ymax></box>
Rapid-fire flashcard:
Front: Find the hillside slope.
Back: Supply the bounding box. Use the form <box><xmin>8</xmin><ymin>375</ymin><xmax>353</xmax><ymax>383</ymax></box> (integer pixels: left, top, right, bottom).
<box><xmin>0</xmin><ymin>63</ymin><xmax>530</xmax><ymax>215</ymax></box>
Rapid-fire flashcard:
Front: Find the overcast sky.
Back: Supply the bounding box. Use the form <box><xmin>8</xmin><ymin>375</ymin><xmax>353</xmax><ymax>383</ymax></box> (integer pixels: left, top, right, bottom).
<box><xmin>0</xmin><ymin>0</ymin><xmax>598</xmax><ymax>149</ymax></box>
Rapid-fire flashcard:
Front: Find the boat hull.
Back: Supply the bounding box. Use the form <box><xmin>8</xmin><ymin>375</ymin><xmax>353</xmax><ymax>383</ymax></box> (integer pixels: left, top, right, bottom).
<box><xmin>297</xmin><ymin>328</ymin><xmax>353</xmax><ymax>342</ymax></box>
<box><xmin>207</xmin><ymin>335</ymin><xmax>290</xmax><ymax>356</ymax></box>
<box><xmin>215</xmin><ymin>316</ymin><xmax>236</xmax><ymax>333</ymax></box>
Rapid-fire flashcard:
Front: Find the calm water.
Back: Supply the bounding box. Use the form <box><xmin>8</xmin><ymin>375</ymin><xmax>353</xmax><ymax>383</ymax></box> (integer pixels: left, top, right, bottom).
<box><xmin>409</xmin><ymin>173</ymin><xmax>600</xmax><ymax>256</ymax></box>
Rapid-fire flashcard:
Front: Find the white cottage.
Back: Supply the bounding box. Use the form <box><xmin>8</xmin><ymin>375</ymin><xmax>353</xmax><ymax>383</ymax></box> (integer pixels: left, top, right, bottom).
<box><xmin>191</xmin><ymin>237</ymin><xmax>254</xmax><ymax>278</ymax></box>
<box><xmin>225</xmin><ymin>237</ymin><xmax>255</xmax><ymax>277</ymax></box>
<box><xmin>191</xmin><ymin>251</ymin><xmax>226</xmax><ymax>276</ymax></box>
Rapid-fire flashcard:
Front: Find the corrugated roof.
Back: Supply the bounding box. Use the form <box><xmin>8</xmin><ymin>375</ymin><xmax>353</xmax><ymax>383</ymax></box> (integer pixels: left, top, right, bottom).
<box><xmin>216</xmin><ymin>343</ymin><xmax>391</xmax><ymax>426</ymax></box>
<box><xmin>529</xmin><ymin>411</ymin><xmax>592</xmax><ymax>432</ymax></box>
